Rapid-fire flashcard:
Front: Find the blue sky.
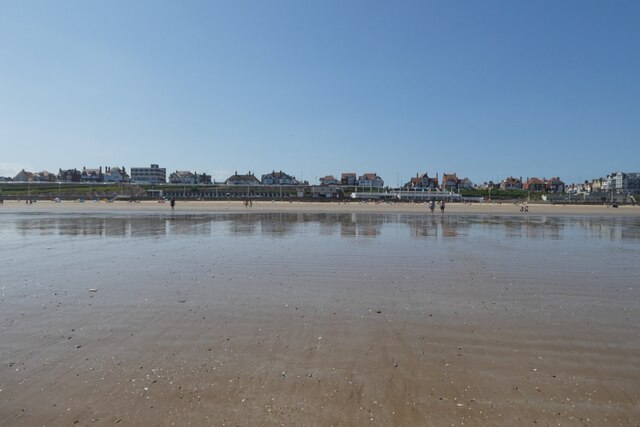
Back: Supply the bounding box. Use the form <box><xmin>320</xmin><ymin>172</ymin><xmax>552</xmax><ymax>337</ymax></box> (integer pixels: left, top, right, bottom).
<box><xmin>1</xmin><ymin>0</ymin><xmax>638</xmax><ymax>185</ymax></box>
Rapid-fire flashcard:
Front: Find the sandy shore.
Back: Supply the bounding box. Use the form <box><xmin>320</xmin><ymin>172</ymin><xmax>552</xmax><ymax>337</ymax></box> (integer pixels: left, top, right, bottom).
<box><xmin>1</xmin><ymin>199</ymin><xmax>639</xmax><ymax>216</ymax></box>
<box><xmin>1</xmin><ymin>208</ymin><xmax>638</xmax><ymax>426</ymax></box>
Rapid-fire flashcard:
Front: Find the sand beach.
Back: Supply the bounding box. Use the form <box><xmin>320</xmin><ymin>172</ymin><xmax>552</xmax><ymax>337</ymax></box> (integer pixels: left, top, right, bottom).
<box><xmin>0</xmin><ymin>201</ymin><xmax>639</xmax><ymax>426</ymax></box>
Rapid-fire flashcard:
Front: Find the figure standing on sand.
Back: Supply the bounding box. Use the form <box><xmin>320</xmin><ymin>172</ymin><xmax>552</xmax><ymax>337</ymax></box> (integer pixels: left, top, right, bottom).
<box><xmin>170</xmin><ymin>197</ymin><xmax>175</xmax><ymax>210</ymax></box>
<box><xmin>440</xmin><ymin>199</ymin><xmax>445</xmax><ymax>215</ymax></box>
<box><xmin>429</xmin><ymin>200</ymin><xmax>435</xmax><ymax>214</ymax></box>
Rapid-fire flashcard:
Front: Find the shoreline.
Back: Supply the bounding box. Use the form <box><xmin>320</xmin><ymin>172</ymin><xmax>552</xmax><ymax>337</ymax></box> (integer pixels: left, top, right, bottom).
<box><xmin>1</xmin><ymin>199</ymin><xmax>638</xmax><ymax>216</ymax></box>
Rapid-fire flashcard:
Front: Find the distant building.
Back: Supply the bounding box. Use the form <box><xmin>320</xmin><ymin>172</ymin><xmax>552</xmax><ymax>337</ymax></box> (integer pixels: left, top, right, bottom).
<box><xmin>357</xmin><ymin>173</ymin><xmax>384</xmax><ymax>187</ymax></box>
<box><xmin>167</xmin><ymin>170</ymin><xmax>210</xmax><ymax>185</ymax></box>
<box><xmin>58</xmin><ymin>168</ymin><xmax>82</xmax><ymax>183</ymax></box>
<box><xmin>458</xmin><ymin>177</ymin><xmax>473</xmax><ymax>189</ymax></box>
<box><xmin>131</xmin><ymin>164</ymin><xmax>166</xmax><ymax>184</ymax></box>
<box><xmin>39</xmin><ymin>171</ymin><xmax>57</xmax><ymax>182</ymax></box>
<box><xmin>13</xmin><ymin>170</ymin><xmax>56</xmax><ymax>182</ymax></box>
<box><xmin>0</xmin><ymin>176</ymin><xmax>13</xmax><ymax>182</ymax></box>
<box><xmin>478</xmin><ymin>181</ymin><xmax>499</xmax><ymax>190</ymax></box>
<box><xmin>103</xmin><ymin>166</ymin><xmax>129</xmax><ymax>183</ymax></box>
<box><xmin>319</xmin><ymin>175</ymin><xmax>339</xmax><ymax>186</ymax></box>
<box><xmin>261</xmin><ymin>170</ymin><xmax>300</xmax><ymax>185</ymax></box>
<box><xmin>196</xmin><ymin>172</ymin><xmax>212</xmax><ymax>184</ymax></box>
<box><xmin>404</xmin><ymin>172</ymin><xmax>438</xmax><ymax>189</ymax></box>
<box><xmin>225</xmin><ymin>171</ymin><xmax>261</xmax><ymax>186</ymax></box>
<box><xmin>591</xmin><ymin>178</ymin><xmax>604</xmax><ymax>192</ymax></box>
<box><xmin>341</xmin><ymin>173</ymin><xmax>357</xmax><ymax>186</ymax></box>
<box><xmin>523</xmin><ymin>177</ymin><xmax>545</xmax><ymax>192</ymax></box>
<box><xmin>170</xmin><ymin>171</ymin><xmax>197</xmax><ymax>184</ymax></box>
<box><xmin>81</xmin><ymin>167</ymin><xmax>104</xmax><ymax>182</ymax></box>
<box><xmin>545</xmin><ymin>177</ymin><xmax>565</xmax><ymax>193</ymax></box>
<box><xmin>500</xmin><ymin>176</ymin><xmax>523</xmax><ymax>190</ymax></box>
<box><xmin>14</xmin><ymin>170</ymin><xmax>34</xmax><ymax>182</ymax></box>
<box><xmin>606</xmin><ymin>172</ymin><xmax>640</xmax><ymax>193</ymax></box>
<box><xmin>441</xmin><ymin>173</ymin><xmax>459</xmax><ymax>191</ymax></box>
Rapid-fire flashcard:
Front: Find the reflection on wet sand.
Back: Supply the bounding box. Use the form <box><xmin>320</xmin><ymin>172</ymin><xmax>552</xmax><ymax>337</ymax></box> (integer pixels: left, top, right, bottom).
<box><xmin>5</xmin><ymin>212</ymin><xmax>640</xmax><ymax>242</ymax></box>
<box><xmin>1</xmin><ymin>211</ymin><xmax>639</xmax><ymax>426</ymax></box>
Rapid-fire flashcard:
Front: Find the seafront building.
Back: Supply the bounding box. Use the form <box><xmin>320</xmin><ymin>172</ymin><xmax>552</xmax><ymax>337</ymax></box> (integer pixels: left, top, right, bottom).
<box><xmin>261</xmin><ymin>170</ymin><xmax>300</xmax><ymax>185</ymax></box>
<box><xmin>225</xmin><ymin>171</ymin><xmax>260</xmax><ymax>185</ymax></box>
<box><xmin>80</xmin><ymin>167</ymin><xmax>104</xmax><ymax>182</ymax></box>
<box><xmin>13</xmin><ymin>170</ymin><xmax>57</xmax><ymax>182</ymax></box>
<box><xmin>404</xmin><ymin>172</ymin><xmax>438</xmax><ymax>189</ymax></box>
<box><xmin>357</xmin><ymin>173</ymin><xmax>384</xmax><ymax>188</ymax></box>
<box><xmin>319</xmin><ymin>175</ymin><xmax>339</xmax><ymax>186</ymax></box>
<box><xmin>130</xmin><ymin>164</ymin><xmax>166</xmax><ymax>184</ymax></box>
<box><xmin>169</xmin><ymin>171</ymin><xmax>212</xmax><ymax>185</ymax></box>
<box><xmin>606</xmin><ymin>172</ymin><xmax>640</xmax><ymax>193</ymax></box>
<box><xmin>103</xmin><ymin>167</ymin><xmax>129</xmax><ymax>183</ymax></box>
<box><xmin>500</xmin><ymin>177</ymin><xmax>523</xmax><ymax>190</ymax></box>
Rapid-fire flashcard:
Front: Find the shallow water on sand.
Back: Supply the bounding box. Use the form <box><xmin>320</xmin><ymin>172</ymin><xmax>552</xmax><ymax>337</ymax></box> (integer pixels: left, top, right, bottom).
<box><xmin>1</xmin><ymin>212</ymin><xmax>639</xmax><ymax>426</ymax></box>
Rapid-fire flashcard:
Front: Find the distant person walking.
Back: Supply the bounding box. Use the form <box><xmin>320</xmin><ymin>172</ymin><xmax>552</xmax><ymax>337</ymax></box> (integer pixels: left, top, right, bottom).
<box><xmin>429</xmin><ymin>200</ymin><xmax>435</xmax><ymax>214</ymax></box>
<box><xmin>440</xmin><ymin>199</ymin><xmax>445</xmax><ymax>215</ymax></box>
<box><xmin>170</xmin><ymin>197</ymin><xmax>176</xmax><ymax>210</ymax></box>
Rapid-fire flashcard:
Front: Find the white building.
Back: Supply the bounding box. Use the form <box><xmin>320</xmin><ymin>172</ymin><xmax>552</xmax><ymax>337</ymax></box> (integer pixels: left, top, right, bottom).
<box><xmin>103</xmin><ymin>167</ymin><xmax>129</xmax><ymax>183</ymax></box>
<box><xmin>169</xmin><ymin>171</ymin><xmax>197</xmax><ymax>184</ymax></box>
<box><xmin>357</xmin><ymin>173</ymin><xmax>384</xmax><ymax>187</ymax></box>
<box><xmin>607</xmin><ymin>172</ymin><xmax>640</xmax><ymax>193</ymax></box>
<box><xmin>130</xmin><ymin>164</ymin><xmax>166</xmax><ymax>184</ymax></box>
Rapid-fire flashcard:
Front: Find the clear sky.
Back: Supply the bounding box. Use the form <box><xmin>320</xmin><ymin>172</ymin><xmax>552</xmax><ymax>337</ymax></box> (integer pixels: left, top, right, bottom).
<box><xmin>1</xmin><ymin>0</ymin><xmax>638</xmax><ymax>185</ymax></box>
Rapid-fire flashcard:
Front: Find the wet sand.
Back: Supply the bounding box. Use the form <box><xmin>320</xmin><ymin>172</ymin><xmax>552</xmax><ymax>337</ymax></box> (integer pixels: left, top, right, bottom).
<box><xmin>1</xmin><ymin>198</ymin><xmax>639</xmax><ymax>216</ymax></box>
<box><xmin>1</xmin><ymin>209</ymin><xmax>639</xmax><ymax>426</ymax></box>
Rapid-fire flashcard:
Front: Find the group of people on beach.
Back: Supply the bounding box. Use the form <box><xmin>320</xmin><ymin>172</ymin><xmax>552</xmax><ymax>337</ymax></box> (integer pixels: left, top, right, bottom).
<box><xmin>428</xmin><ymin>199</ymin><xmax>445</xmax><ymax>215</ymax></box>
<box><xmin>244</xmin><ymin>199</ymin><xmax>253</xmax><ymax>208</ymax></box>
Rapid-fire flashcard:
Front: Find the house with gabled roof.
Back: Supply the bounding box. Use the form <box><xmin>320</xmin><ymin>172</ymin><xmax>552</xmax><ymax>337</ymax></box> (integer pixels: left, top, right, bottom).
<box><xmin>341</xmin><ymin>173</ymin><xmax>357</xmax><ymax>186</ymax></box>
<box><xmin>14</xmin><ymin>169</ymin><xmax>56</xmax><ymax>182</ymax></box>
<box><xmin>37</xmin><ymin>171</ymin><xmax>57</xmax><ymax>182</ymax></box>
<box><xmin>357</xmin><ymin>173</ymin><xmax>384</xmax><ymax>187</ymax></box>
<box><xmin>58</xmin><ymin>168</ymin><xmax>82</xmax><ymax>182</ymax></box>
<box><xmin>261</xmin><ymin>170</ymin><xmax>300</xmax><ymax>185</ymax></box>
<box><xmin>103</xmin><ymin>166</ymin><xmax>129</xmax><ymax>183</ymax></box>
<box><xmin>404</xmin><ymin>172</ymin><xmax>438</xmax><ymax>189</ymax></box>
<box><xmin>524</xmin><ymin>177</ymin><xmax>545</xmax><ymax>192</ymax></box>
<box><xmin>458</xmin><ymin>177</ymin><xmax>473</xmax><ymax>189</ymax></box>
<box><xmin>500</xmin><ymin>176</ymin><xmax>523</xmax><ymax>190</ymax></box>
<box><xmin>225</xmin><ymin>171</ymin><xmax>261</xmax><ymax>186</ymax></box>
<box><xmin>319</xmin><ymin>175</ymin><xmax>339</xmax><ymax>186</ymax></box>
<box><xmin>545</xmin><ymin>177</ymin><xmax>565</xmax><ymax>193</ymax></box>
<box><xmin>170</xmin><ymin>171</ymin><xmax>197</xmax><ymax>184</ymax></box>
<box><xmin>81</xmin><ymin>167</ymin><xmax>104</xmax><ymax>182</ymax></box>
<box><xmin>14</xmin><ymin>169</ymin><xmax>34</xmax><ymax>182</ymax></box>
<box><xmin>441</xmin><ymin>173</ymin><xmax>459</xmax><ymax>191</ymax></box>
